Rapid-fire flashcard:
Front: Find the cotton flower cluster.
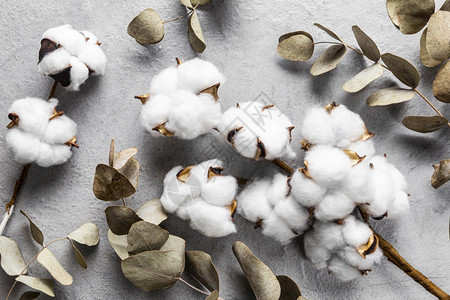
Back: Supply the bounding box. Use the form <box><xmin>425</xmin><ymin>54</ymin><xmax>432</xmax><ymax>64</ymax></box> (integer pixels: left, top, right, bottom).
<box><xmin>160</xmin><ymin>159</ymin><xmax>238</xmax><ymax>237</ymax></box>
<box><xmin>237</xmin><ymin>174</ymin><xmax>310</xmax><ymax>244</ymax></box>
<box><xmin>218</xmin><ymin>101</ymin><xmax>295</xmax><ymax>160</ymax></box>
<box><xmin>38</xmin><ymin>25</ymin><xmax>106</xmax><ymax>91</ymax></box>
<box><xmin>304</xmin><ymin>216</ymin><xmax>383</xmax><ymax>281</ymax></box>
<box><xmin>6</xmin><ymin>97</ymin><xmax>78</xmax><ymax>167</ymax></box>
<box><xmin>139</xmin><ymin>58</ymin><xmax>224</xmax><ymax>139</ymax></box>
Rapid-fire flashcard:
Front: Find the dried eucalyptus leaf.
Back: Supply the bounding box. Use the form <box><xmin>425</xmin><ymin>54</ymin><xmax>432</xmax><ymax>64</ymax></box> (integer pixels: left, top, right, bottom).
<box><xmin>127</xmin><ymin>221</ymin><xmax>169</xmax><ymax>255</ymax></box>
<box><xmin>191</xmin><ymin>0</ymin><xmax>213</xmax><ymax>5</ymax></box>
<box><xmin>93</xmin><ymin>164</ymin><xmax>136</xmax><ymax>201</ymax></box>
<box><xmin>343</xmin><ymin>63</ymin><xmax>383</xmax><ymax>93</ymax></box>
<box><xmin>185</xmin><ymin>250</ymin><xmax>220</xmax><ymax>292</ymax></box>
<box><xmin>117</xmin><ymin>157</ymin><xmax>140</xmax><ymax>189</ymax></box>
<box><xmin>127</xmin><ymin>8</ymin><xmax>164</xmax><ymax>45</ymax></box>
<box><xmin>420</xmin><ymin>28</ymin><xmax>442</xmax><ymax>67</ymax></box>
<box><xmin>181</xmin><ymin>0</ymin><xmax>193</xmax><ymax>9</ymax></box>
<box><xmin>313</xmin><ymin>23</ymin><xmax>345</xmax><ymax>44</ymax></box>
<box><xmin>121</xmin><ymin>250</ymin><xmax>184</xmax><ymax>291</ymax></box>
<box><xmin>402</xmin><ymin>115</ymin><xmax>449</xmax><ymax>133</ymax></box>
<box><xmin>277</xmin><ymin>275</ymin><xmax>302</xmax><ymax>300</ymax></box>
<box><xmin>188</xmin><ymin>11</ymin><xmax>206</xmax><ymax>53</ymax></box>
<box><xmin>0</xmin><ymin>236</ymin><xmax>27</xmax><ymax>276</ymax></box>
<box><xmin>68</xmin><ymin>223</ymin><xmax>99</xmax><ymax>246</ymax></box>
<box><xmin>113</xmin><ymin>147</ymin><xmax>138</xmax><ymax>170</ymax></box>
<box><xmin>381</xmin><ymin>53</ymin><xmax>420</xmax><ymax>88</ymax></box>
<box><xmin>386</xmin><ymin>0</ymin><xmax>435</xmax><ymax>34</ymax></box>
<box><xmin>160</xmin><ymin>235</ymin><xmax>186</xmax><ymax>270</ymax></box>
<box><xmin>366</xmin><ymin>87</ymin><xmax>415</xmax><ymax>106</ymax></box>
<box><xmin>206</xmin><ymin>291</ymin><xmax>219</xmax><ymax>300</ymax></box>
<box><xmin>232</xmin><ymin>241</ymin><xmax>281</xmax><ymax>300</ymax></box>
<box><xmin>105</xmin><ymin>206</ymin><xmax>142</xmax><ymax>235</ymax></box>
<box><xmin>16</xmin><ymin>276</ymin><xmax>54</xmax><ymax>297</ymax></box>
<box><xmin>351</xmin><ymin>25</ymin><xmax>380</xmax><ymax>61</ymax></box>
<box><xmin>431</xmin><ymin>159</ymin><xmax>450</xmax><ymax>188</ymax></box>
<box><xmin>277</xmin><ymin>32</ymin><xmax>314</xmax><ymax>61</ymax></box>
<box><xmin>20</xmin><ymin>210</ymin><xmax>44</xmax><ymax>246</ymax></box>
<box><xmin>69</xmin><ymin>240</ymin><xmax>87</xmax><ymax>269</ymax></box>
<box><xmin>37</xmin><ymin>248</ymin><xmax>73</xmax><ymax>286</ymax></box>
<box><xmin>109</xmin><ymin>139</ymin><xmax>115</xmax><ymax>167</ymax></box>
<box><xmin>426</xmin><ymin>11</ymin><xmax>450</xmax><ymax>62</ymax></box>
<box><xmin>108</xmin><ymin>229</ymin><xmax>129</xmax><ymax>260</ymax></box>
<box><xmin>310</xmin><ymin>45</ymin><xmax>347</xmax><ymax>76</ymax></box>
<box><xmin>441</xmin><ymin>0</ymin><xmax>450</xmax><ymax>11</ymax></box>
<box><xmin>433</xmin><ymin>61</ymin><xmax>450</xmax><ymax>102</ymax></box>
<box><xmin>19</xmin><ymin>291</ymin><xmax>40</xmax><ymax>300</ymax></box>
<box><xmin>136</xmin><ymin>198</ymin><xmax>168</xmax><ymax>225</ymax></box>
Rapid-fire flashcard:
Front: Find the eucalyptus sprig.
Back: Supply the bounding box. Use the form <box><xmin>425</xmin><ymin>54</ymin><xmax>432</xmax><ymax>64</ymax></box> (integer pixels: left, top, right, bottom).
<box><xmin>127</xmin><ymin>0</ymin><xmax>212</xmax><ymax>53</ymax></box>
<box><xmin>1</xmin><ymin>212</ymin><xmax>99</xmax><ymax>299</ymax></box>
<box><xmin>276</xmin><ymin>23</ymin><xmax>450</xmax><ymax>134</ymax></box>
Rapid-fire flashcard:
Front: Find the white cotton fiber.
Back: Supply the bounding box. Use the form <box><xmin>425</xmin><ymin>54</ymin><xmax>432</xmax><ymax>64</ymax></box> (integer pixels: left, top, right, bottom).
<box><xmin>301</xmin><ymin>107</ymin><xmax>335</xmax><ymax>145</ymax></box>
<box><xmin>313</xmin><ymin>221</ymin><xmax>346</xmax><ymax>251</ymax></box>
<box><xmin>139</xmin><ymin>95</ymin><xmax>172</xmax><ymax>133</ymax></box>
<box><xmin>387</xmin><ymin>191</ymin><xmax>410</xmax><ymax>218</ymax></box>
<box><xmin>237</xmin><ymin>178</ymin><xmax>273</xmax><ymax>222</ymax></box>
<box><xmin>37</xmin><ymin>47</ymin><xmax>72</xmax><ymax>75</ymax></box>
<box><xmin>328</xmin><ymin>255</ymin><xmax>362</xmax><ymax>282</ymax></box>
<box><xmin>274</xmin><ymin>196</ymin><xmax>309</xmax><ymax>232</ymax></box>
<box><xmin>262</xmin><ymin>212</ymin><xmax>298</xmax><ymax>245</ymax></box>
<box><xmin>303</xmin><ymin>231</ymin><xmax>331</xmax><ymax>269</ymax></box>
<box><xmin>330</xmin><ymin>105</ymin><xmax>366</xmax><ymax>147</ymax></box>
<box><xmin>177</xmin><ymin>58</ymin><xmax>224</xmax><ymax>93</ymax></box>
<box><xmin>202</xmin><ymin>175</ymin><xmax>237</xmax><ymax>206</ymax></box>
<box><xmin>77</xmin><ymin>44</ymin><xmax>107</xmax><ymax>75</ymax></box>
<box><xmin>149</xmin><ymin>67</ymin><xmax>179</xmax><ymax>96</ymax></box>
<box><xmin>68</xmin><ymin>56</ymin><xmax>90</xmax><ymax>91</ymax></box>
<box><xmin>186</xmin><ymin>201</ymin><xmax>236</xmax><ymax>237</ymax></box>
<box><xmin>341</xmin><ymin>215</ymin><xmax>372</xmax><ymax>248</ymax></box>
<box><xmin>6</xmin><ymin>97</ymin><xmax>77</xmax><ymax>167</ymax></box>
<box><xmin>346</xmin><ymin>140</ymin><xmax>376</xmax><ymax>159</ymax></box>
<box><xmin>42</xmin><ymin>25</ymin><xmax>86</xmax><ymax>55</ymax></box>
<box><xmin>290</xmin><ymin>169</ymin><xmax>327</xmax><ymax>207</ymax></box>
<box><xmin>343</xmin><ymin>162</ymin><xmax>373</xmax><ymax>205</ymax></box>
<box><xmin>80</xmin><ymin>31</ymin><xmax>99</xmax><ymax>44</ymax></box>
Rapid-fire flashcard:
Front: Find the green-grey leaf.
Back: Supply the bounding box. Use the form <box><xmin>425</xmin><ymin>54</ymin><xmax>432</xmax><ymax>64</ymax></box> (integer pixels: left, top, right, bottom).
<box><xmin>121</xmin><ymin>250</ymin><xmax>184</xmax><ymax>291</ymax></box>
<box><xmin>431</xmin><ymin>159</ymin><xmax>450</xmax><ymax>189</ymax></box>
<box><xmin>343</xmin><ymin>63</ymin><xmax>383</xmax><ymax>93</ymax></box>
<box><xmin>93</xmin><ymin>164</ymin><xmax>136</xmax><ymax>201</ymax></box>
<box><xmin>37</xmin><ymin>248</ymin><xmax>73</xmax><ymax>286</ymax></box>
<box><xmin>68</xmin><ymin>223</ymin><xmax>99</xmax><ymax>246</ymax></box>
<box><xmin>188</xmin><ymin>11</ymin><xmax>206</xmax><ymax>53</ymax></box>
<box><xmin>351</xmin><ymin>25</ymin><xmax>380</xmax><ymax>61</ymax></box>
<box><xmin>386</xmin><ymin>0</ymin><xmax>435</xmax><ymax>34</ymax></box>
<box><xmin>232</xmin><ymin>241</ymin><xmax>281</xmax><ymax>300</ymax></box>
<box><xmin>426</xmin><ymin>11</ymin><xmax>450</xmax><ymax>62</ymax></box>
<box><xmin>277</xmin><ymin>31</ymin><xmax>314</xmax><ymax>61</ymax></box>
<box><xmin>0</xmin><ymin>236</ymin><xmax>27</xmax><ymax>276</ymax></box>
<box><xmin>69</xmin><ymin>240</ymin><xmax>87</xmax><ymax>269</ymax></box>
<box><xmin>433</xmin><ymin>61</ymin><xmax>450</xmax><ymax>103</ymax></box>
<box><xmin>310</xmin><ymin>45</ymin><xmax>347</xmax><ymax>76</ymax></box>
<box><xmin>20</xmin><ymin>210</ymin><xmax>44</xmax><ymax>246</ymax></box>
<box><xmin>108</xmin><ymin>229</ymin><xmax>129</xmax><ymax>260</ymax></box>
<box><xmin>19</xmin><ymin>291</ymin><xmax>40</xmax><ymax>300</ymax></box>
<box><xmin>105</xmin><ymin>205</ymin><xmax>142</xmax><ymax>235</ymax></box>
<box><xmin>313</xmin><ymin>23</ymin><xmax>345</xmax><ymax>44</ymax></box>
<box><xmin>127</xmin><ymin>8</ymin><xmax>164</xmax><ymax>45</ymax></box>
<box><xmin>16</xmin><ymin>276</ymin><xmax>54</xmax><ymax>297</ymax></box>
<box><xmin>186</xmin><ymin>250</ymin><xmax>220</xmax><ymax>292</ymax></box>
<box><xmin>136</xmin><ymin>198</ymin><xmax>168</xmax><ymax>225</ymax></box>
<box><xmin>381</xmin><ymin>53</ymin><xmax>420</xmax><ymax>88</ymax></box>
<box><xmin>420</xmin><ymin>28</ymin><xmax>442</xmax><ymax>67</ymax></box>
<box><xmin>277</xmin><ymin>275</ymin><xmax>302</xmax><ymax>300</ymax></box>
<box><xmin>206</xmin><ymin>290</ymin><xmax>219</xmax><ymax>300</ymax></box>
<box><xmin>160</xmin><ymin>235</ymin><xmax>186</xmax><ymax>271</ymax></box>
<box><xmin>127</xmin><ymin>221</ymin><xmax>169</xmax><ymax>255</ymax></box>
<box><xmin>181</xmin><ymin>0</ymin><xmax>193</xmax><ymax>9</ymax></box>
<box><xmin>117</xmin><ymin>157</ymin><xmax>140</xmax><ymax>189</ymax></box>
<box><xmin>366</xmin><ymin>87</ymin><xmax>415</xmax><ymax>106</ymax></box>
<box><xmin>402</xmin><ymin>115</ymin><xmax>449</xmax><ymax>133</ymax></box>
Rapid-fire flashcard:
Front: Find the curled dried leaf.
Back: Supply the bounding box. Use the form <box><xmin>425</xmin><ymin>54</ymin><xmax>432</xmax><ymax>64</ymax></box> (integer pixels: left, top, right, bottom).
<box><xmin>386</xmin><ymin>0</ymin><xmax>435</xmax><ymax>34</ymax></box>
<box><xmin>277</xmin><ymin>31</ymin><xmax>314</xmax><ymax>61</ymax></box>
<box><xmin>19</xmin><ymin>291</ymin><xmax>40</xmax><ymax>300</ymax></box>
<box><xmin>366</xmin><ymin>87</ymin><xmax>415</xmax><ymax>106</ymax></box>
<box><xmin>113</xmin><ymin>147</ymin><xmax>138</xmax><ymax>170</ymax></box>
<box><xmin>108</xmin><ymin>229</ymin><xmax>129</xmax><ymax>260</ymax></box>
<box><xmin>68</xmin><ymin>223</ymin><xmax>99</xmax><ymax>246</ymax></box>
<box><xmin>117</xmin><ymin>156</ymin><xmax>140</xmax><ymax>189</ymax></box>
<box><xmin>351</xmin><ymin>26</ymin><xmax>380</xmax><ymax>61</ymax></box>
<box><xmin>441</xmin><ymin>0</ymin><xmax>450</xmax><ymax>11</ymax></box>
<box><xmin>426</xmin><ymin>11</ymin><xmax>450</xmax><ymax>62</ymax></box>
<box><xmin>105</xmin><ymin>205</ymin><xmax>142</xmax><ymax>235</ymax></box>
<box><xmin>381</xmin><ymin>53</ymin><xmax>420</xmax><ymax>88</ymax></box>
<box><xmin>180</xmin><ymin>0</ymin><xmax>194</xmax><ymax>9</ymax></box>
<box><xmin>191</xmin><ymin>0</ymin><xmax>213</xmax><ymax>5</ymax></box>
<box><xmin>402</xmin><ymin>115</ymin><xmax>449</xmax><ymax>133</ymax></box>
<box><xmin>433</xmin><ymin>61</ymin><xmax>450</xmax><ymax>103</ymax></box>
<box><xmin>188</xmin><ymin>11</ymin><xmax>206</xmax><ymax>53</ymax></box>
<box><xmin>186</xmin><ymin>250</ymin><xmax>220</xmax><ymax>292</ymax></box>
<box><xmin>127</xmin><ymin>8</ymin><xmax>164</xmax><ymax>45</ymax></box>
<box><xmin>127</xmin><ymin>221</ymin><xmax>169</xmax><ymax>255</ymax></box>
<box><xmin>136</xmin><ymin>198</ymin><xmax>168</xmax><ymax>225</ymax></box>
<box><xmin>0</xmin><ymin>236</ymin><xmax>27</xmax><ymax>276</ymax></box>
<box><xmin>20</xmin><ymin>210</ymin><xmax>44</xmax><ymax>246</ymax></box>
<box><xmin>420</xmin><ymin>29</ymin><xmax>442</xmax><ymax>67</ymax></box>
<box><xmin>431</xmin><ymin>159</ymin><xmax>450</xmax><ymax>189</ymax></box>
<box><xmin>93</xmin><ymin>164</ymin><xmax>136</xmax><ymax>201</ymax></box>
<box><xmin>69</xmin><ymin>240</ymin><xmax>87</xmax><ymax>269</ymax></box>
<box><xmin>313</xmin><ymin>23</ymin><xmax>345</xmax><ymax>44</ymax></box>
<box><xmin>16</xmin><ymin>276</ymin><xmax>55</xmax><ymax>297</ymax></box>
<box><xmin>109</xmin><ymin>139</ymin><xmax>115</xmax><ymax>167</ymax></box>
<box><xmin>310</xmin><ymin>45</ymin><xmax>347</xmax><ymax>76</ymax></box>
<box><xmin>37</xmin><ymin>248</ymin><xmax>73</xmax><ymax>286</ymax></box>
<box><xmin>277</xmin><ymin>275</ymin><xmax>302</xmax><ymax>300</ymax></box>
<box><xmin>343</xmin><ymin>63</ymin><xmax>383</xmax><ymax>93</ymax></box>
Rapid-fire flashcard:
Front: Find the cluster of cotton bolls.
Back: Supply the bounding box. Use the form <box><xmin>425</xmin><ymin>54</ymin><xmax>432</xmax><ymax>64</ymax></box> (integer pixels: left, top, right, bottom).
<box><xmin>218</xmin><ymin>101</ymin><xmax>295</xmax><ymax>160</ymax></box>
<box><xmin>139</xmin><ymin>58</ymin><xmax>224</xmax><ymax>140</ymax></box>
<box><xmin>160</xmin><ymin>159</ymin><xmax>238</xmax><ymax>237</ymax></box>
<box><xmin>6</xmin><ymin>97</ymin><xmax>78</xmax><ymax>167</ymax></box>
<box><xmin>38</xmin><ymin>24</ymin><xmax>106</xmax><ymax>91</ymax></box>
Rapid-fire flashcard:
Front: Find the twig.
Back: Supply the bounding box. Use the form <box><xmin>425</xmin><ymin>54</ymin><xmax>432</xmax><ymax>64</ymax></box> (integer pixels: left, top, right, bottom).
<box><xmin>272</xmin><ymin>158</ymin><xmax>294</xmax><ymax>174</ymax></box>
<box><xmin>0</xmin><ymin>205</ymin><xmax>14</xmax><ymax>236</ymax></box>
<box><xmin>48</xmin><ymin>80</ymin><xmax>58</xmax><ymax>99</ymax></box>
<box><xmin>178</xmin><ymin>277</ymin><xmax>224</xmax><ymax>299</ymax></box>
<box><xmin>162</xmin><ymin>1</ymin><xmax>203</xmax><ymax>24</ymax></box>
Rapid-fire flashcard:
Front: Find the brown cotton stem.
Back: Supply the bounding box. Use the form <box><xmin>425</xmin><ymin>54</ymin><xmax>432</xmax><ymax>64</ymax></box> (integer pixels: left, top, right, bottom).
<box><xmin>5</xmin><ymin>164</ymin><xmax>31</xmax><ymax>213</ymax></box>
<box><xmin>272</xmin><ymin>158</ymin><xmax>294</xmax><ymax>174</ymax></box>
<box><xmin>48</xmin><ymin>80</ymin><xmax>58</xmax><ymax>99</ymax></box>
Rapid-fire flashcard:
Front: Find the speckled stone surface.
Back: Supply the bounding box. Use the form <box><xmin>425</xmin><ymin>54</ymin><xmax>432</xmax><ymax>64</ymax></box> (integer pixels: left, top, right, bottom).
<box><xmin>0</xmin><ymin>0</ymin><xmax>449</xmax><ymax>299</ymax></box>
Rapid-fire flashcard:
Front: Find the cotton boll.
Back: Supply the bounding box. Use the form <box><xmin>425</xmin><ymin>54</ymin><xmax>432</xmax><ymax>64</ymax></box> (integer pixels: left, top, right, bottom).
<box><xmin>268</xmin><ymin>173</ymin><xmax>290</xmax><ymax>206</ymax></box>
<box><xmin>386</xmin><ymin>162</ymin><xmax>407</xmax><ymax>192</ymax></box>
<box><xmin>301</xmin><ymin>107</ymin><xmax>335</xmax><ymax>145</ymax></box>
<box><xmin>177</xmin><ymin>58</ymin><xmax>224</xmax><ymax>93</ymax></box>
<box><xmin>78</xmin><ymin>44</ymin><xmax>106</xmax><ymax>75</ymax></box>
<box><xmin>5</xmin><ymin>129</ymin><xmax>42</xmax><ymax>164</ymax></box>
<box><xmin>139</xmin><ymin>95</ymin><xmax>172</xmax><ymax>133</ymax></box>
<box><xmin>8</xmin><ymin>97</ymin><xmax>55</xmax><ymax>136</ymax></box>
<box><xmin>233</xmin><ymin>128</ymin><xmax>258</xmax><ymax>159</ymax></box>
<box><xmin>80</xmin><ymin>30</ymin><xmax>98</xmax><ymax>45</ymax></box>
<box><xmin>306</xmin><ymin>145</ymin><xmax>352</xmax><ymax>188</ymax></box>
<box><xmin>364</xmin><ymin>167</ymin><xmax>395</xmax><ymax>217</ymax></box>
<box><xmin>37</xmin><ymin>47</ymin><xmax>72</xmax><ymax>75</ymax></box>
<box><xmin>344</xmin><ymin>162</ymin><xmax>373</xmax><ymax>205</ymax></box>
<box><xmin>149</xmin><ymin>67</ymin><xmax>179</xmax><ymax>96</ymax></box>
<box><xmin>43</xmin><ymin>116</ymin><xmax>77</xmax><ymax>144</ymax></box>
<box><xmin>346</xmin><ymin>140</ymin><xmax>376</xmax><ymax>159</ymax></box>
<box><xmin>387</xmin><ymin>191</ymin><xmax>410</xmax><ymax>218</ymax></box>
<box><xmin>35</xmin><ymin>143</ymin><xmax>72</xmax><ymax>167</ymax></box>
<box><xmin>303</xmin><ymin>231</ymin><xmax>331</xmax><ymax>269</ymax></box>
<box><xmin>217</xmin><ymin>107</ymin><xmax>243</xmax><ymax>134</ymax></box>
<box><xmin>202</xmin><ymin>176</ymin><xmax>237</xmax><ymax>206</ymax></box>
<box><xmin>313</xmin><ymin>221</ymin><xmax>346</xmax><ymax>251</ymax></box>
<box><xmin>42</xmin><ymin>25</ymin><xmax>86</xmax><ymax>56</ymax></box>
<box><xmin>290</xmin><ymin>170</ymin><xmax>327</xmax><ymax>207</ymax></box>
<box><xmin>237</xmin><ymin>179</ymin><xmax>273</xmax><ymax>222</ymax></box>
<box><xmin>274</xmin><ymin>196</ymin><xmax>310</xmax><ymax>232</ymax></box>
<box><xmin>262</xmin><ymin>212</ymin><xmax>298</xmax><ymax>245</ymax></box>
<box><xmin>341</xmin><ymin>216</ymin><xmax>372</xmax><ymax>248</ymax></box>
<box><xmin>327</xmin><ymin>255</ymin><xmax>362</xmax><ymax>282</ymax></box>
<box><xmin>259</xmin><ymin>123</ymin><xmax>291</xmax><ymax>160</ymax></box>
<box><xmin>340</xmin><ymin>246</ymin><xmax>383</xmax><ymax>271</ymax></box>
<box><xmin>331</xmin><ymin>105</ymin><xmax>366</xmax><ymax>146</ymax></box>
<box><xmin>186</xmin><ymin>201</ymin><xmax>235</xmax><ymax>237</ymax></box>
<box><xmin>67</xmin><ymin>57</ymin><xmax>90</xmax><ymax>91</ymax></box>
<box><xmin>315</xmin><ymin>191</ymin><xmax>355</xmax><ymax>221</ymax></box>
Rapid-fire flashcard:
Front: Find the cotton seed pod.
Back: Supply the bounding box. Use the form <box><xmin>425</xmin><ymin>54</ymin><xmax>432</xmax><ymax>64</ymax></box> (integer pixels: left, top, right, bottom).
<box><xmin>6</xmin><ymin>97</ymin><xmax>77</xmax><ymax>167</ymax></box>
<box><xmin>38</xmin><ymin>25</ymin><xmax>106</xmax><ymax>91</ymax></box>
<box><xmin>160</xmin><ymin>159</ymin><xmax>237</xmax><ymax>237</ymax></box>
<box><xmin>218</xmin><ymin>101</ymin><xmax>296</xmax><ymax>160</ymax></box>
<box><xmin>139</xmin><ymin>58</ymin><xmax>224</xmax><ymax>140</ymax></box>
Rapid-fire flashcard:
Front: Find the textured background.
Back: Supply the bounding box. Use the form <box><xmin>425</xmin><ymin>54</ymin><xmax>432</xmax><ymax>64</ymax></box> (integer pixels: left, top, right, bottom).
<box><xmin>0</xmin><ymin>0</ymin><xmax>449</xmax><ymax>299</ymax></box>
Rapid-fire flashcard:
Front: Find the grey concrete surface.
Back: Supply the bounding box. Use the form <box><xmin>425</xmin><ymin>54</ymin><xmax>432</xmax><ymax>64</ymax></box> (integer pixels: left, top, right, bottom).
<box><xmin>0</xmin><ymin>0</ymin><xmax>449</xmax><ymax>299</ymax></box>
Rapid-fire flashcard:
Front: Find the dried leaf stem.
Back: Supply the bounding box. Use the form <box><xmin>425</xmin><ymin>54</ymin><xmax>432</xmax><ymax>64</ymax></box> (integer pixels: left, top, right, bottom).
<box><xmin>162</xmin><ymin>1</ymin><xmax>202</xmax><ymax>24</ymax></box>
<box><xmin>178</xmin><ymin>277</ymin><xmax>224</xmax><ymax>300</ymax></box>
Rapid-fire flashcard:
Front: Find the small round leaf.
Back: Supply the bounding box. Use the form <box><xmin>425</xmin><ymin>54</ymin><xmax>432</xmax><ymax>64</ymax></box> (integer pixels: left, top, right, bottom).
<box><xmin>366</xmin><ymin>87</ymin><xmax>415</xmax><ymax>106</ymax></box>
<box><xmin>0</xmin><ymin>236</ymin><xmax>27</xmax><ymax>276</ymax></box>
<box><xmin>127</xmin><ymin>221</ymin><xmax>169</xmax><ymax>255</ymax></box>
<box><xmin>352</xmin><ymin>25</ymin><xmax>380</xmax><ymax>61</ymax></box>
<box><xmin>426</xmin><ymin>11</ymin><xmax>450</xmax><ymax>62</ymax></box>
<box><xmin>420</xmin><ymin>28</ymin><xmax>442</xmax><ymax>67</ymax></box>
<box><xmin>381</xmin><ymin>53</ymin><xmax>420</xmax><ymax>88</ymax></box>
<box><xmin>136</xmin><ymin>198</ymin><xmax>168</xmax><ymax>225</ymax></box>
<box><xmin>387</xmin><ymin>0</ymin><xmax>435</xmax><ymax>34</ymax></box>
<box><xmin>105</xmin><ymin>206</ymin><xmax>142</xmax><ymax>235</ymax></box>
<box><xmin>127</xmin><ymin>9</ymin><xmax>164</xmax><ymax>45</ymax></box>
<box><xmin>16</xmin><ymin>276</ymin><xmax>54</xmax><ymax>297</ymax></box>
<box><xmin>433</xmin><ymin>61</ymin><xmax>450</xmax><ymax>103</ymax></box>
<box><xmin>93</xmin><ymin>164</ymin><xmax>136</xmax><ymax>201</ymax></box>
<box><xmin>277</xmin><ymin>32</ymin><xmax>314</xmax><ymax>61</ymax></box>
<box><xmin>108</xmin><ymin>229</ymin><xmax>129</xmax><ymax>260</ymax></box>
<box><xmin>310</xmin><ymin>45</ymin><xmax>347</xmax><ymax>76</ymax></box>
<box><xmin>402</xmin><ymin>115</ymin><xmax>449</xmax><ymax>133</ymax></box>
<box><xmin>37</xmin><ymin>248</ymin><xmax>73</xmax><ymax>286</ymax></box>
